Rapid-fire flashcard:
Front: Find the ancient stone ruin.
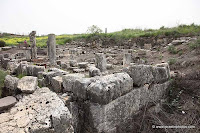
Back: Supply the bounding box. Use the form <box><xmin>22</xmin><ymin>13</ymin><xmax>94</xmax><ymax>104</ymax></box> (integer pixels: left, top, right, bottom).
<box><xmin>47</xmin><ymin>34</ymin><xmax>57</xmax><ymax>67</ymax></box>
<box><xmin>29</xmin><ymin>31</ymin><xmax>37</xmax><ymax>59</ymax></box>
<box><xmin>0</xmin><ymin>31</ymin><xmax>182</xmax><ymax>133</ymax></box>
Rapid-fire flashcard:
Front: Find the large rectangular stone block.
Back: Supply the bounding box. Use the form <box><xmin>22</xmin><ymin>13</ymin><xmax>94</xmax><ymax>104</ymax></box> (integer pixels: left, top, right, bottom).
<box><xmin>84</xmin><ymin>81</ymin><xmax>170</xmax><ymax>133</ymax></box>
<box><xmin>84</xmin><ymin>89</ymin><xmax>140</xmax><ymax>133</ymax></box>
<box><xmin>62</xmin><ymin>74</ymin><xmax>85</xmax><ymax>92</ymax></box>
<box><xmin>123</xmin><ymin>64</ymin><xmax>170</xmax><ymax>86</ymax></box>
<box><xmin>87</xmin><ymin>73</ymin><xmax>133</xmax><ymax>105</ymax></box>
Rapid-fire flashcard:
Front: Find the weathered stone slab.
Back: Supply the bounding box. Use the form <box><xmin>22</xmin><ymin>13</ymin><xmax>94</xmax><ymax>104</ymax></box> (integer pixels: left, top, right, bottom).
<box><xmin>124</xmin><ymin>64</ymin><xmax>170</xmax><ymax>86</ymax></box>
<box><xmin>26</xmin><ymin>65</ymin><xmax>45</xmax><ymax>77</ymax></box>
<box><xmin>49</xmin><ymin>68</ymin><xmax>68</xmax><ymax>75</ymax></box>
<box><xmin>123</xmin><ymin>53</ymin><xmax>132</xmax><ymax>67</ymax></box>
<box><xmin>95</xmin><ymin>53</ymin><xmax>107</xmax><ymax>72</ymax></box>
<box><xmin>69</xmin><ymin>60</ymin><xmax>78</xmax><ymax>67</ymax></box>
<box><xmin>7</xmin><ymin>61</ymin><xmax>19</xmax><ymax>74</ymax></box>
<box><xmin>87</xmin><ymin>73</ymin><xmax>133</xmax><ymax>104</ymax></box>
<box><xmin>51</xmin><ymin>76</ymin><xmax>63</xmax><ymax>93</ymax></box>
<box><xmin>17</xmin><ymin>76</ymin><xmax>38</xmax><ymax>93</ymax></box>
<box><xmin>84</xmin><ymin>81</ymin><xmax>170</xmax><ymax>133</ymax></box>
<box><xmin>73</xmin><ymin>78</ymin><xmax>92</xmax><ymax>100</ymax></box>
<box><xmin>3</xmin><ymin>53</ymin><xmax>10</xmax><ymax>58</ymax></box>
<box><xmin>89</xmin><ymin>66</ymin><xmax>101</xmax><ymax>77</ymax></box>
<box><xmin>73</xmin><ymin>68</ymin><xmax>85</xmax><ymax>73</ymax></box>
<box><xmin>0</xmin><ymin>87</ymin><xmax>74</xmax><ymax>133</ymax></box>
<box><xmin>62</xmin><ymin>73</ymin><xmax>85</xmax><ymax>92</ymax></box>
<box><xmin>84</xmin><ymin>89</ymin><xmax>140</xmax><ymax>133</ymax></box>
<box><xmin>1</xmin><ymin>58</ymin><xmax>10</xmax><ymax>69</ymax></box>
<box><xmin>78</xmin><ymin>62</ymin><xmax>88</xmax><ymax>69</ymax></box>
<box><xmin>4</xmin><ymin>75</ymin><xmax>19</xmax><ymax>95</ymax></box>
<box><xmin>0</xmin><ymin>96</ymin><xmax>17</xmax><ymax>111</ymax></box>
<box><xmin>2</xmin><ymin>46</ymin><xmax>12</xmax><ymax>51</ymax></box>
<box><xmin>16</xmin><ymin>62</ymin><xmax>28</xmax><ymax>76</ymax></box>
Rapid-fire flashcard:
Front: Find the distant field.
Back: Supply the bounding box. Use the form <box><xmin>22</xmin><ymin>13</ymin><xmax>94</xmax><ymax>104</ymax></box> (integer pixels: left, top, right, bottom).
<box><xmin>1</xmin><ymin>24</ymin><xmax>200</xmax><ymax>48</ymax></box>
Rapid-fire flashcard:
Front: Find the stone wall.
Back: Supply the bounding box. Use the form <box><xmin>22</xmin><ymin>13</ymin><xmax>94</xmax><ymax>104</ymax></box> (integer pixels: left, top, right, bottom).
<box><xmin>60</xmin><ymin>63</ymin><xmax>171</xmax><ymax>133</ymax></box>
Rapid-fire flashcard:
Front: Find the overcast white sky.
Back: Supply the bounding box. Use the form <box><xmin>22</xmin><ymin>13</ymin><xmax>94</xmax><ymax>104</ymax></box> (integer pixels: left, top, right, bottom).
<box><xmin>0</xmin><ymin>0</ymin><xmax>200</xmax><ymax>35</ymax></box>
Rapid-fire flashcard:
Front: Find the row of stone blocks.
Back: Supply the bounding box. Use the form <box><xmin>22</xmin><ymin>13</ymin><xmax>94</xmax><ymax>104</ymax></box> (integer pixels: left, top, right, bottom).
<box><xmin>61</xmin><ymin>63</ymin><xmax>170</xmax><ymax>133</ymax></box>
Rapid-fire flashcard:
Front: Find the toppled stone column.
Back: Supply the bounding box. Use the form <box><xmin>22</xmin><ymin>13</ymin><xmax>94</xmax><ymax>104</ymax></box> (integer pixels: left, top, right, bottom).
<box><xmin>123</xmin><ymin>53</ymin><xmax>132</xmax><ymax>67</ymax></box>
<box><xmin>95</xmin><ymin>53</ymin><xmax>107</xmax><ymax>72</ymax></box>
<box><xmin>47</xmin><ymin>34</ymin><xmax>56</xmax><ymax>66</ymax></box>
<box><xmin>29</xmin><ymin>31</ymin><xmax>37</xmax><ymax>59</ymax></box>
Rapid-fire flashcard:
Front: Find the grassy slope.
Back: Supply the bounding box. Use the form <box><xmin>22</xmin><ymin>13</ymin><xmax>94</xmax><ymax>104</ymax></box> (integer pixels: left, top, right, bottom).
<box><xmin>0</xmin><ymin>24</ymin><xmax>200</xmax><ymax>48</ymax></box>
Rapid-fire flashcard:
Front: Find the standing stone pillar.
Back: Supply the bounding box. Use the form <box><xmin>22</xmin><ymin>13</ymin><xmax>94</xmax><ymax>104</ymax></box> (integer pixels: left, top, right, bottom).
<box><xmin>29</xmin><ymin>31</ymin><xmax>37</xmax><ymax>59</ymax></box>
<box><xmin>95</xmin><ymin>53</ymin><xmax>107</xmax><ymax>72</ymax></box>
<box><xmin>123</xmin><ymin>53</ymin><xmax>132</xmax><ymax>67</ymax></box>
<box><xmin>47</xmin><ymin>34</ymin><xmax>56</xmax><ymax>66</ymax></box>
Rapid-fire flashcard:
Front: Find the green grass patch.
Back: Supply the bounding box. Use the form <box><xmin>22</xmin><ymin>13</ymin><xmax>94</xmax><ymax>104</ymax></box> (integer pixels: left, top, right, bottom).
<box><xmin>189</xmin><ymin>38</ymin><xmax>200</xmax><ymax>50</ymax></box>
<box><xmin>1</xmin><ymin>24</ymin><xmax>200</xmax><ymax>47</ymax></box>
<box><xmin>17</xmin><ymin>74</ymin><xmax>26</xmax><ymax>79</ymax></box>
<box><xmin>0</xmin><ymin>69</ymin><xmax>7</xmax><ymax>97</ymax></box>
<box><xmin>168</xmin><ymin>45</ymin><xmax>178</xmax><ymax>54</ymax></box>
<box><xmin>168</xmin><ymin>58</ymin><xmax>177</xmax><ymax>65</ymax></box>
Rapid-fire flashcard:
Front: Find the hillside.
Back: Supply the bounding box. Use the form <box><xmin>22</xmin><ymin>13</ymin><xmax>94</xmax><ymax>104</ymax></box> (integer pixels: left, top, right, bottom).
<box><xmin>0</xmin><ymin>24</ymin><xmax>200</xmax><ymax>48</ymax></box>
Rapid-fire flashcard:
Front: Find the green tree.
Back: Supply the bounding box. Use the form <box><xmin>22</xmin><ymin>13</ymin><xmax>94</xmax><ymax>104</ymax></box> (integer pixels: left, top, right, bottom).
<box><xmin>86</xmin><ymin>25</ymin><xmax>102</xmax><ymax>34</ymax></box>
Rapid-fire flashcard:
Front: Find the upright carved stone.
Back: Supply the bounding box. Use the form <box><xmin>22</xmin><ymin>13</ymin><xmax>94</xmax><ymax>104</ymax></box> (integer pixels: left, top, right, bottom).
<box><xmin>123</xmin><ymin>53</ymin><xmax>132</xmax><ymax>67</ymax></box>
<box><xmin>29</xmin><ymin>31</ymin><xmax>37</xmax><ymax>59</ymax></box>
<box><xmin>95</xmin><ymin>53</ymin><xmax>107</xmax><ymax>72</ymax></box>
<box><xmin>47</xmin><ymin>34</ymin><xmax>56</xmax><ymax>66</ymax></box>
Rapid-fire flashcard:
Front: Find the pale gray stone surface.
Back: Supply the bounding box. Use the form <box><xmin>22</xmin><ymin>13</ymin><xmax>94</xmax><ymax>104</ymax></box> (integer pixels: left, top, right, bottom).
<box><xmin>84</xmin><ymin>81</ymin><xmax>170</xmax><ymax>133</ymax></box>
<box><xmin>7</xmin><ymin>61</ymin><xmax>19</xmax><ymax>74</ymax></box>
<box><xmin>17</xmin><ymin>76</ymin><xmax>38</xmax><ymax>93</ymax></box>
<box><xmin>4</xmin><ymin>75</ymin><xmax>19</xmax><ymax>95</ymax></box>
<box><xmin>87</xmin><ymin>72</ymin><xmax>133</xmax><ymax>104</ymax></box>
<box><xmin>0</xmin><ymin>96</ymin><xmax>17</xmax><ymax>111</ymax></box>
<box><xmin>69</xmin><ymin>60</ymin><xmax>78</xmax><ymax>67</ymax></box>
<box><xmin>1</xmin><ymin>58</ymin><xmax>10</xmax><ymax>69</ymax></box>
<box><xmin>89</xmin><ymin>66</ymin><xmax>101</xmax><ymax>77</ymax></box>
<box><xmin>95</xmin><ymin>53</ymin><xmax>107</xmax><ymax>72</ymax></box>
<box><xmin>47</xmin><ymin>34</ymin><xmax>56</xmax><ymax>66</ymax></box>
<box><xmin>62</xmin><ymin>73</ymin><xmax>85</xmax><ymax>92</ymax></box>
<box><xmin>73</xmin><ymin>78</ymin><xmax>92</xmax><ymax>100</ymax></box>
<box><xmin>0</xmin><ymin>87</ymin><xmax>74</xmax><ymax>133</ymax></box>
<box><xmin>51</xmin><ymin>76</ymin><xmax>63</xmax><ymax>93</ymax></box>
<box><xmin>29</xmin><ymin>31</ymin><xmax>37</xmax><ymax>59</ymax></box>
<box><xmin>124</xmin><ymin>64</ymin><xmax>170</xmax><ymax>86</ymax></box>
<box><xmin>26</xmin><ymin>65</ymin><xmax>45</xmax><ymax>77</ymax></box>
<box><xmin>123</xmin><ymin>53</ymin><xmax>132</xmax><ymax>67</ymax></box>
<box><xmin>78</xmin><ymin>62</ymin><xmax>88</xmax><ymax>69</ymax></box>
<box><xmin>16</xmin><ymin>62</ymin><xmax>29</xmax><ymax>76</ymax></box>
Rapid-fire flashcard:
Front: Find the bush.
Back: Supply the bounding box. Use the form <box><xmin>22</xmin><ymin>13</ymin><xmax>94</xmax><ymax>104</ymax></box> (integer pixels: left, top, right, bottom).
<box><xmin>189</xmin><ymin>39</ymin><xmax>200</xmax><ymax>49</ymax></box>
<box><xmin>168</xmin><ymin>45</ymin><xmax>178</xmax><ymax>54</ymax></box>
<box><xmin>0</xmin><ymin>40</ymin><xmax>6</xmax><ymax>47</ymax></box>
<box><xmin>168</xmin><ymin>58</ymin><xmax>176</xmax><ymax>65</ymax></box>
